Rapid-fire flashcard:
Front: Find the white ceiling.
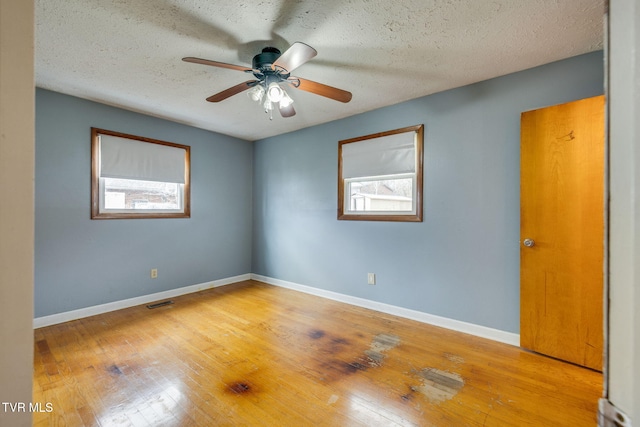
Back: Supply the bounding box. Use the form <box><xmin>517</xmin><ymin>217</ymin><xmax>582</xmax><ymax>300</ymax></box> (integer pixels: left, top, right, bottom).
<box><xmin>35</xmin><ymin>0</ymin><xmax>604</xmax><ymax>141</ymax></box>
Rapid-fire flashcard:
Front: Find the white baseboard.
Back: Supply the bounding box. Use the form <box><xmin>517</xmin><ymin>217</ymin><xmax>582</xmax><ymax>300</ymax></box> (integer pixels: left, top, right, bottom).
<box><xmin>33</xmin><ymin>273</ymin><xmax>251</xmax><ymax>329</ymax></box>
<box><xmin>251</xmin><ymin>274</ymin><xmax>520</xmax><ymax>347</ymax></box>
<box><xmin>34</xmin><ymin>273</ymin><xmax>520</xmax><ymax>347</ymax></box>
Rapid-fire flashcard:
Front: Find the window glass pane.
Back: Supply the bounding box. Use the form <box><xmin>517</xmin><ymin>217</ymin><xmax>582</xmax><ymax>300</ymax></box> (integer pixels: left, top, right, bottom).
<box><xmin>103</xmin><ymin>178</ymin><xmax>181</xmax><ymax>210</ymax></box>
<box><xmin>347</xmin><ymin>177</ymin><xmax>413</xmax><ymax>212</ymax></box>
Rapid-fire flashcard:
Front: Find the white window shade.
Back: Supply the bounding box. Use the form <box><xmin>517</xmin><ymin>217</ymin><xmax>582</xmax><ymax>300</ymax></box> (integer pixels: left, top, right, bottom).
<box><xmin>99</xmin><ymin>134</ymin><xmax>186</xmax><ymax>183</ymax></box>
<box><xmin>341</xmin><ymin>132</ymin><xmax>416</xmax><ymax>179</ymax></box>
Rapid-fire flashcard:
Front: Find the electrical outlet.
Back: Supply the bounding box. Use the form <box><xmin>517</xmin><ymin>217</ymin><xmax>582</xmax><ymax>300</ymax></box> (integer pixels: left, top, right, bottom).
<box><xmin>151</xmin><ymin>268</ymin><xmax>158</xmax><ymax>279</ymax></box>
<box><xmin>367</xmin><ymin>273</ymin><xmax>376</xmax><ymax>285</ymax></box>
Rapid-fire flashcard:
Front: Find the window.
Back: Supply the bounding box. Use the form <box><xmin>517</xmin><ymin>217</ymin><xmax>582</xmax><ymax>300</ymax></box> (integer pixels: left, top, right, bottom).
<box><xmin>338</xmin><ymin>124</ymin><xmax>424</xmax><ymax>222</ymax></box>
<box><xmin>91</xmin><ymin>128</ymin><xmax>190</xmax><ymax>219</ymax></box>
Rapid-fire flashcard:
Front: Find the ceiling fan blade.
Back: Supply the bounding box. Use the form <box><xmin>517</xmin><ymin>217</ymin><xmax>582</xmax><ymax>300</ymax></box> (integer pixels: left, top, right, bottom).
<box><xmin>291</xmin><ymin>77</ymin><xmax>352</xmax><ymax>103</ymax></box>
<box><xmin>279</xmin><ymin>103</ymin><xmax>296</xmax><ymax>118</ymax></box>
<box><xmin>206</xmin><ymin>80</ymin><xmax>257</xmax><ymax>102</ymax></box>
<box><xmin>183</xmin><ymin>57</ymin><xmax>252</xmax><ymax>72</ymax></box>
<box><xmin>272</xmin><ymin>42</ymin><xmax>317</xmax><ymax>73</ymax></box>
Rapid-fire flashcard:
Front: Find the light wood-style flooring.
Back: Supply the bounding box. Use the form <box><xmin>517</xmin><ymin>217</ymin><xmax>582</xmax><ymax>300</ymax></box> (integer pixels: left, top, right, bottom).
<box><xmin>33</xmin><ymin>280</ymin><xmax>602</xmax><ymax>426</ymax></box>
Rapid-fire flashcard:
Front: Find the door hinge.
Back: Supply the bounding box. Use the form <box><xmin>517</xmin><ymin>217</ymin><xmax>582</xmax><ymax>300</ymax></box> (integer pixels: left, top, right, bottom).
<box><xmin>599</xmin><ymin>398</ymin><xmax>632</xmax><ymax>427</ymax></box>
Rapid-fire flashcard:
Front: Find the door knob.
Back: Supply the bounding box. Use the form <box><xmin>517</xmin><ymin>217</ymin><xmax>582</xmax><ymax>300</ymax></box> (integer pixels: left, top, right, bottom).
<box><xmin>523</xmin><ymin>238</ymin><xmax>535</xmax><ymax>247</ymax></box>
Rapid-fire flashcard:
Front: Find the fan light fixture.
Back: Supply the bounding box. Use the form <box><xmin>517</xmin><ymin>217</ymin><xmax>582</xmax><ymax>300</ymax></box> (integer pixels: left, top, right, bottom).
<box><xmin>248</xmin><ymin>81</ymin><xmax>293</xmax><ymax>120</ymax></box>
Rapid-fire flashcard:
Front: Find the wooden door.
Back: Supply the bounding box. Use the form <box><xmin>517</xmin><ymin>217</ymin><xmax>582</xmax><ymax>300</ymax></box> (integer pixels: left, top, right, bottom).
<box><xmin>520</xmin><ymin>95</ymin><xmax>605</xmax><ymax>371</ymax></box>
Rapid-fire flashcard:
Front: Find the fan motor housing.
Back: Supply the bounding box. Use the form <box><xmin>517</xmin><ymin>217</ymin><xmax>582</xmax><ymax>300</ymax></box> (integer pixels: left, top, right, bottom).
<box><xmin>252</xmin><ymin>47</ymin><xmax>281</xmax><ymax>70</ymax></box>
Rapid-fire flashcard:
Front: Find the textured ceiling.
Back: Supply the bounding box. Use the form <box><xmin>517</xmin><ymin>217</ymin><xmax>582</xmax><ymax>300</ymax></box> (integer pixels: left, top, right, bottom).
<box><xmin>35</xmin><ymin>0</ymin><xmax>604</xmax><ymax>141</ymax></box>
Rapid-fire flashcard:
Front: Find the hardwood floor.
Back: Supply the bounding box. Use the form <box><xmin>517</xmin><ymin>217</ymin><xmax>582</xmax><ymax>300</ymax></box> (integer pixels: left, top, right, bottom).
<box><xmin>33</xmin><ymin>280</ymin><xmax>602</xmax><ymax>426</ymax></box>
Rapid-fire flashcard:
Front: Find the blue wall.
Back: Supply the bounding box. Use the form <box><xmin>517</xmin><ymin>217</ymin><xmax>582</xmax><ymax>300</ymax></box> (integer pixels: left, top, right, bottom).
<box><xmin>35</xmin><ymin>89</ymin><xmax>253</xmax><ymax>317</ymax></box>
<box><xmin>35</xmin><ymin>52</ymin><xmax>604</xmax><ymax>331</ymax></box>
<box><xmin>252</xmin><ymin>52</ymin><xmax>604</xmax><ymax>333</ymax></box>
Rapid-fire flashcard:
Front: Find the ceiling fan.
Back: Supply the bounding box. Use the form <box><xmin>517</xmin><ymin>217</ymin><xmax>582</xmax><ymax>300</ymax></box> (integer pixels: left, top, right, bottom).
<box><xmin>183</xmin><ymin>42</ymin><xmax>352</xmax><ymax>119</ymax></box>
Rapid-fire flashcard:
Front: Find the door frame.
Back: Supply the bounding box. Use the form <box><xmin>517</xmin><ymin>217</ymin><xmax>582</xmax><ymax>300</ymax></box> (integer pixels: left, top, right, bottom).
<box><xmin>601</xmin><ymin>0</ymin><xmax>640</xmax><ymax>424</ymax></box>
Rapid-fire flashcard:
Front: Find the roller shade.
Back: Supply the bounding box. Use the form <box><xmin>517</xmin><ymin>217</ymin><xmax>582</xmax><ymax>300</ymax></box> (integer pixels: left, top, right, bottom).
<box><xmin>100</xmin><ymin>134</ymin><xmax>186</xmax><ymax>183</ymax></box>
<box><xmin>341</xmin><ymin>132</ymin><xmax>416</xmax><ymax>179</ymax></box>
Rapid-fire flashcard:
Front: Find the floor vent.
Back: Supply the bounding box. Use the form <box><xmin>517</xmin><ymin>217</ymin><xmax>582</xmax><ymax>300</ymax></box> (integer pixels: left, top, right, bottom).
<box><xmin>146</xmin><ymin>300</ymin><xmax>174</xmax><ymax>309</ymax></box>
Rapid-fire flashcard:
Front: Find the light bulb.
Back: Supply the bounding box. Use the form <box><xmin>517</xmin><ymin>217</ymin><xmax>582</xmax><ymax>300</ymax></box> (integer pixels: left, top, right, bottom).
<box><xmin>263</xmin><ymin>98</ymin><xmax>273</xmax><ymax>112</ymax></box>
<box><xmin>267</xmin><ymin>82</ymin><xmax>284</xmax><ymax>103</ymax></box>
<box><xmin>247</xmin><ymin>85</ymin><xmax>265</xmax><ymax>102</ymax></box>
<box><xmin>279</xmin><ymin>91</ymin><xmax>293</xmax><ymax>108</ymax></box>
